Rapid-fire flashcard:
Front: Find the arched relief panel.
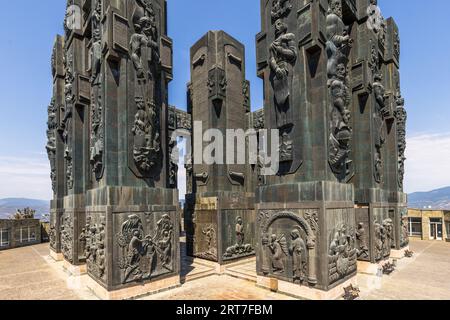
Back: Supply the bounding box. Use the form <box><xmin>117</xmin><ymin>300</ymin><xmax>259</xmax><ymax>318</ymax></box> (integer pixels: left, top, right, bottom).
<box><xmin>259</xmin><ymin>210</ymin><xmax>318</xmax><ymax>286</ymax></box>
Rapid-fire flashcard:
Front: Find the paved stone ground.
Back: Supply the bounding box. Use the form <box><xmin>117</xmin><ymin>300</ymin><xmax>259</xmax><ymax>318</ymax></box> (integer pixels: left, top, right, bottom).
<box><xmin>0</xmin><ymin>239</ymin><xmax>448</xmax><ymax>300</ymax></box>
<box><xmin>358</xmin><ymin>239</ymin><xmax>450</xmax><ymax>300</ymax></box>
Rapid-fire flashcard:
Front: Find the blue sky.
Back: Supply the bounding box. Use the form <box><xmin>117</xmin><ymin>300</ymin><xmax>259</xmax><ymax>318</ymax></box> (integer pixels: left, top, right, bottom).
<box><xmin>0</xmin><ymin>0</ymin><xmax>449</xmax><ymax>200</ymax></box>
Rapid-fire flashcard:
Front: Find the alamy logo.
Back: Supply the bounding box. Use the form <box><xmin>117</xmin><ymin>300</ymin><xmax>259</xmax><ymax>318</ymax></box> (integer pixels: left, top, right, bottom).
<box><xmin>170</xmin><ymin>122</ymin><xmax>281</xmax><ymax>176</ymax></box>
<box><xmin>65</xmin><ymin>5</ymin><xmax>82</xmax><ymax>31</ymax></box>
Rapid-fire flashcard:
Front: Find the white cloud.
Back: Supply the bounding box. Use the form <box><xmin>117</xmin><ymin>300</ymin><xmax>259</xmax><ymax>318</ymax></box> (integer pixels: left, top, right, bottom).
<box><xmin>405</xmin><ymin>133</ymin><xmax>450</xmax><ymax>193</ymax></box>
<box><xmin>0</xmin><ymin>154</ymin><xmax>53</xmax><ymax>200</ymax></box>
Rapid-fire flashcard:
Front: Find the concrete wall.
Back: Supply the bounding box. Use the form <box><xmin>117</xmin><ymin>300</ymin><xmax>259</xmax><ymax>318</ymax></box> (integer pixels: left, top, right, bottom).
<box><xmin>0</xmin><ymin>219</ymin><xmax>42</xmax><ymax>250</ymax></box>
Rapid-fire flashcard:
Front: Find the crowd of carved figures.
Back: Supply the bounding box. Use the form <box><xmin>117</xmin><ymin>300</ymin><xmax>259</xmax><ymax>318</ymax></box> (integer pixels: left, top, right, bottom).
<box><xmin>90</xmin><ymin>0</ymin><xmax>104</xmax><ymax>180</ymax></box>
<box><xmin>116</xmin><ymin>214</ymin><xmax>174</xmax><ymax>284</ymax></box>
<box><xmin>130</xmin><ymin>1</ymin><xmax>162</xmax><ymax>175</ymax></box>
<box><xmin>328</xmin><ymin>224</ymin><xmax>357</xmax><ymax>285</ymax></box>
<box><xmin>326</xmin><ymin>0</ymin><xmax>353</xmax><ymax>179</ymax></box>
<box><xmin>223</xmin><ymin>216</ymin><xmax>254</xmax><ymax>259</ymax></box>
<box><xmin>269</xmin><ymin>0</ymin><xmax>296</xmax><ymax>162</ymax></box>
<box><xmin>46</xmin><ymin>98</ymin><xmax>57</xmax><ymax>193</ymax></box>
<box><xmin>62</xmin><ymin>49</ymin><xmax>74</xmax><ymax>191</ymax></box>
<box><xmin>396</xmin><ymin>94</ymin><xmax>407</xmax><ymax>190</ymax></box>
<box><xmin>374</xmin><ymin>218</ymin><xmax>394</xmax><ymax>261</ymax></box>
<box><xmin>81</xmin><ymin>216</ymin><xmax>106</xmax><ymax>281</ymax></box>
<box><xmin>61</xmin><ymin>215</ymin><xmax>74</xmax><ymax>263</ymax></box>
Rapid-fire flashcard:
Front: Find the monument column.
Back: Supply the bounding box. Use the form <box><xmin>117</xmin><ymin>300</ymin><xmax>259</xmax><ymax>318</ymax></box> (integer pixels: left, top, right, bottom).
<box><xmin>48</xmin><ymin>35</ymin><xmax>66</xmax><ymax>261</ymax></box>
<box><xmin>59</xmin><ymin>0</ymin><xmax>90</xmax><ymax>273</ymax></box>
<box><xmin>185</xmin><ymin>31</ymin><xmax>256</xmax><ymax>268</ymax></box>
<box><xmin>382</xmin><ymin>17</ymin><xmax>409</xmax><ymax>256</ymax></box>
<box><xmin>351</xmin><ymin>0</ymin><xmax>408</xmax><ymax>270</ymax></box>
<box><xmin>255</xmin><ymin>0</ymin><xmax>358</xmax><ymax>299</ymax></box>
<box><xmin>83</xmin><ymin>0</ymin><xmax>180</xmax><ymax>299</ymax></box>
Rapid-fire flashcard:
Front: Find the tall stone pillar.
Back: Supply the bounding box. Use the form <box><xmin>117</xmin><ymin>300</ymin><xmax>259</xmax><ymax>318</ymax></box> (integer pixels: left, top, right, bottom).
<box><xmin>82</xmin><ymin>0</ymin><xmax>180</xmax><ymax>299</ymax></box>
<box><xmin>351</xmin><ymin>0</ymin><xmax>408</xmax><ymax>268</ymax></box>
<box><xmin>59</xmin><ymin>0</ymin><xmax>90</xmax><ymax>272</ymax></box>
<box><xmin>255</xmin><ymin>0</ymin><xmax>358</xmax><ymax>299</ymax></box>
<box><xmin>185</xmin><ymin>31</ymin><xmax>256</xmax><ymax>268</ymax></box>
<box><xmin>48</xmin><ymin>35</ymin><xmax>66</xmax><ymax>261</ymax></box>
<box><xmin>382</xmin><ymin>17</ymin><xmax>409</xmax><ymax>256</ymax></box>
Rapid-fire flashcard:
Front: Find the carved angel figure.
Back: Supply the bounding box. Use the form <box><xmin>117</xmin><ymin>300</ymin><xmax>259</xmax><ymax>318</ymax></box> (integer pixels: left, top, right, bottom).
<box><xmin>269</xmin><ymin>234</ymin><xmax>288</xmax><ymax>274</ymax></box>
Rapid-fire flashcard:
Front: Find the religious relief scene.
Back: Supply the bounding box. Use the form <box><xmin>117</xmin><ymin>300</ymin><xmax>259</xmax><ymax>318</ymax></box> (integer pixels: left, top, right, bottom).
<box><xmin>2</xmin><ymin>0</ymin><xmax>450</xmax><ymax>305</ymax></box>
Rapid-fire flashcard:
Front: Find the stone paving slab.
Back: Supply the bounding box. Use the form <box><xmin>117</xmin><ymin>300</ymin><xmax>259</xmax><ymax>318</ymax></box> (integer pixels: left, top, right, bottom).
<box><xmin>0</xmin><ymin>239</ymin><xmax>449</xmax><ymax>300</ymax></box>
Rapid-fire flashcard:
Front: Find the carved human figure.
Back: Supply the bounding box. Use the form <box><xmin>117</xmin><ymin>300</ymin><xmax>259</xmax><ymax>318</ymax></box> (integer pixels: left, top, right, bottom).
<box><xmin>373</xmin><ymin>73</ymin><xmax>387</xmax><ymax>116</ymax></box>
<box><xmin>269</xmin><ymin>234</ymin><xmax>287</xmax><ymax>274</ymax></box>
<box><xmin>130</xmin><ymin>16</ymin><xmax>160</xmax><ymax>81</ymax></box>
<box><xmin>269</xmin><ymin>19</ymin><xmax>296</xmax><ymax>129</ymax></box>
<box><xmin>158</xmin><ymin>230</ymin><xmax>172</xmax><ymax>269</ymax></box>
<box><xmin>289</xmin><ymin>230</ymin><xmax>305</xmax><ymax>283</ymax></box>
<box><xmin>356</xmin><ymin>223</ymin><xmax>369</xmax><ymax>259</ymax></box>
<box><xmin>326</xmin><ymin>0</ymin><xmax>353</xmax><ymax>177</ymax></box>
<box><xmin>326</xmin><ymin>0</ymin><xmax>352</xmax><ymax>82</ymax></box>
<box><xmin>124</xmin><ymin>230</ymin><xmax>145</xmax><ymax>282</ymax></box>
<box><xmin>90</xmin><ymin>1</ymin><xmax>102</xmax><ymax>85</ymax></box>
<box><xmin>235</xmin><ymin>216</ymin><xmax>244</xmax><ymax>247</ymax></box>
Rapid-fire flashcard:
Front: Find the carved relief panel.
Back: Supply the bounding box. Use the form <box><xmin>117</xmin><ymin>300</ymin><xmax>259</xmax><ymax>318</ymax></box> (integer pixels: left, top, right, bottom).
<box><xmin>84</xmin><ymin>213</ymin><xmax>107</xmax><ymax>283</ymax></box>
<box><xmin>326</xmin><ymin>208</ymin><xmax>357</xmax><ymax>285</ymax></box>
<box><xmin>221</xmin><ymin>210</ymin><xmax>256</xmax><ymax>261</ymax></box>
<box><xmin>113</xmin><ymin>211</ymin><xmax>177</xmax><ymax>286</ymax></box>
<box><xmin>258</xmin><ymin>210</ymin><xmax>319</xmax><ymax>286</ymax></box>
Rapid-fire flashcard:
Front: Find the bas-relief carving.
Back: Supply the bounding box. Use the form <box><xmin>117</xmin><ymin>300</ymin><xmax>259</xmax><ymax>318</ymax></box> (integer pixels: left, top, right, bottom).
<box><xmin>49</xmin><ymin>225</ymin><xmax>57</xmax><ymax>250</ymax></box>
<box><xmin>90</xmin><ymin>0</ymin><xmax>104</xmax><ymax>180</ymax></box>
<box><xmin>130</xmin><ymin>1</ymin><xmax>162</xmax><ymax>176</ymax></box>
<box><xmin>326</xmin><ymin>0</ymin><xmax>353</xmax><ymax>179</ymax></box>
<box><xmin>270</xmin><ymin>20</ymin><xmax>296</xmax><ymax>161</ymax></box>
<box><xmin>269</xmin><ymin>1</ymin><xmax>296</xmax><ymax>162</ymax></box>
<box><xmin>196</xmin><ymin>225</ymin><xmax>218</xmax><ymax>261</ymax></box>
<box><xmin>373</xmin><ymin>218</ymin><xmax>393</xmax><ymax>261</ymax></box>
<box><xmin>395</xmin><ymin>94</ymin><xmax>407</xmax><ymax>190</ymax></box>
<box><xmin>258</xmin><ymin>210</ymin><xmax>318</xmax><ymax>286</ymax></box>
<box><xmin>328</xmin><ymin>224</ymin><xmax>357</xmax><ymax>285</ymax></box>
<box><xmin>372</xmin><ymin>73</ymin><xmax>387</xmax><ymax>184</ymax></box>
<box><xmin>400</xmin><ymin>208</ymin><xmax>409</xmax><ymax>248</ymax></box>
<box><xmin>223</xmin><ymin>216</ymin><xmax>254</xmax><ymax>259</ymax></box>
<box><xmin>116</xmin><ymin>213</ymin><xmax>174</xmax><ymax>284</ymax></box>
<box><xmin>62</xmin><ymin>50</ymin><xmax>75</xmax><ymax>191</ymax></box>
<box><xmin>356</xmin><ymin>222</ymin><xmax>369</xmax><ymax>260</ymax></box>
<box><xmin>83</xmin><ymin>216</ymin><xmax>106</xmax><ymax>281</ymax></box>
<box><xmin>61</xmin><ymin>214</ymin><xmax>74</xmax><ymax>263</ymax></box>
<box><xmin>46</xmin><ymin>98</ymin><xmax>57</xmax><ymax>193</ymax></box>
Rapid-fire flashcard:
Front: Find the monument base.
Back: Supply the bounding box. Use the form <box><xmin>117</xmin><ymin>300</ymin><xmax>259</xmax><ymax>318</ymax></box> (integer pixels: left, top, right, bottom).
<box><xmin>86</xmin><ymin>275</ymin><xmax>181</xmax><ymax>300</ymax></box>
<box><xmin>190</xmin><ymin>255</ymin><xmax>256</xmax><ymax>275</ymax></box>
<box><xmin>357</xmin><ymin>258</ymin><xmax>395</xmax><ymax>276</ymax></box>
<box><xmin>63</xmin><ymin>260</ymin><xmax>87</xmax><ymax>276</ymax></box>
<box><xmin>256</xmin><ymin>275</ymin><xmax>357</xmax><ymax>300</ymax></box>
<box><xmin>49</xmin><ymin>249</ymin><xmax>63</xmax><ymax>262</ymax></box>
<box><xmin>390</xmin><ymin>246</ymin><xmax>410</xmax><ymax>259</ymax></box>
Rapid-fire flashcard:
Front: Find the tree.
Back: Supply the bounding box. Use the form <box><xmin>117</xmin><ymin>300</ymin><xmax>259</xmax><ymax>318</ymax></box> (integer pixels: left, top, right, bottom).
<box><xmin>10</xmin><ymin>207</ymin><xmax>36</xmax><ymax>220</ymax></box>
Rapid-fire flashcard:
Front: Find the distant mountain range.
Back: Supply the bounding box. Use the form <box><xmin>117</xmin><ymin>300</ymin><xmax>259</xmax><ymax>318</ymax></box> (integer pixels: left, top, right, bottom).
<box><xmin>0</xmin><ymin>198</ymin><xmax>50</xmax><ymax>220</ymax></box>
<box><xmin>408</xmin><ymin>187</ymin><xmax>450</xmax><ymax>210</ymax></box>
<box><xmin>0</xmin><ymin>187</ymin><xmax>448</xmax><ymax>220</ymax></box>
